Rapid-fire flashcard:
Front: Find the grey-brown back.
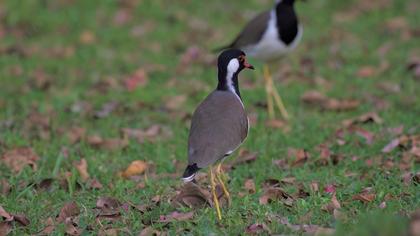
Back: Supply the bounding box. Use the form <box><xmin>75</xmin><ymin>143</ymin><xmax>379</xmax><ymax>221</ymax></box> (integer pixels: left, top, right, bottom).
<box><xmin>188</xmin><ymin>91</ymin><xmax>248</xmax><ymax>168</ymax></box>
<box><xmin>229</xmin><ymin>11</ymin><xmax>270</xmax><ymax>49</ymax></box>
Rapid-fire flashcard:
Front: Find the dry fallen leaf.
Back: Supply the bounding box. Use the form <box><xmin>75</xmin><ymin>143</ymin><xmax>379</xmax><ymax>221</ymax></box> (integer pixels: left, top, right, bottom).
<box><xmin>74</xmin><ymin>158</ymin><xmax>89</xmax><ymax>181</ymax></box>
<box><xmin>246</xmin><ymin>223</ymin><xmax>271</xmax><ymax>235</ymax></box>
<box><xmin>171</xmin><ymin>182</ymin><xmax>211</xmax><ymax>209</ymax></box>
<box><xmin>382</xmin><ymin>138</ymin><xmax>400</xmax><ymax>153</ymax></box>
<box><xmin>356</xmin><ymin>66</ymin><xmax>377</xmax><ymax>78</ymax></box>
<box><xmin>322</xmin><ymin>193</ymin><xmax>341</xmax><ymax>214</ymax></box>
<box><xmin>165</xmin><ymin>95</ymin><xmax>187</xmax><ymax>111</ymax></box>
<box><xmin>291</xmin><ymin>149</ymin><xmax>310</xmax><ymax>167</ymax></box>
<box><xmin>352</xmin><ymin>189</ymin><xmax>376</xmax><ymax>203</ymax></box>
<box><xmin>259</xmin><ymin>188</ymin><xmax>294</xmax><ymax>207</ymax></box>
<box><xmin>0</xmin><ymin>205</ymin><xmax>12</xmax><ymax>221</ymax></box>
<box><xmin>342</xmin><ymin>112</ymin><xmax>383</xmax><ymax>127</ymax></box>
<box><xmin>79</xmin><ymin>30</ymin><xmax>96</xmax><ymax>44</ymax></box>
<box><xmin>0</xmin><ymin>222</ymin><xmax>12</xmax><ymax>236</ymax></box>
<box><xmin>121</xmin><ymin>160</ymin><xmax>148</xmax><ymax>179</ymax></box>
<box><xmin>124</xmin><ymin>68</ymin><xmax>148</xmax><ymax>91</ymax></box>
<box><xmin>301</xmin><ymin>90</ymin><xmax>360</xmax><ymax>111</ymax></box>
<box><xmin>96</xmin><ymin>197</ymin><xmax>122</xmax><ymax>221</ymax></box>
<box><xmin>244</xmin><ymin>179</ymin><xmax>256</xmax><ymax>194</ymax></box>
<box><xmin>87</xmin><ymin>135</ymin><xmax>129</xmax><ymax>151</ymax></box>
<box><xmin>158</xmin><ymin>211</ymin><xmax>194</xmax><ymax>223</ymax></box>
<box><xmin>409</xmin><ymin>210</ymin><xmax>420</xmax><ymax>236</ymax></box>
<box><xmin>57</xmin><ymin>201</ymin><xmax>80</xmax><ymax>223</ymax></box>
<box><xmin>0</xmin><ymin>147</ymin><xmax>39</xmax><ymax>173</ymax></box>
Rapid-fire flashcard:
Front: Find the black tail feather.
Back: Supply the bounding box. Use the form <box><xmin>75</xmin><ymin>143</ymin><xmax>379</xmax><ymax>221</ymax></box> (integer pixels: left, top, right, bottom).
<box><xmin>182</xmin><ymin>163</ymin><xmax>200</xmax><ymax>181</ymax></box>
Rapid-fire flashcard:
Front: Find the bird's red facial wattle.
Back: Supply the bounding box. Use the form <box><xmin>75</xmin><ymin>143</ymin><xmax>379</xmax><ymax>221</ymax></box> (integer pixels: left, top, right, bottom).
<box><xmin>239</xmin><ymin>55</ymin><xmax>254</xmax><ymax>70</ymax></box>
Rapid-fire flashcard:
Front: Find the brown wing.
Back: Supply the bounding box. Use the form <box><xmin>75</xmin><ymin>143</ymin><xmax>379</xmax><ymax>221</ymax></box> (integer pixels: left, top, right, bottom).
<box><xmin>188</xmin><ymin>91</ymin><xmax>248</xmax><ymax>168</ymax></box>
<box><xmin>229</xmin><ymin>11</ymin><xmax>270</xmax><ymax>49</ymax></box>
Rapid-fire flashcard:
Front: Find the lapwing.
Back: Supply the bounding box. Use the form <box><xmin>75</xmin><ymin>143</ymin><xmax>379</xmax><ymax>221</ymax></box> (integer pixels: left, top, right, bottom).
<box><xmin>217</xmin><ymin>0</ymin><xmax>302</xmax><ymax>120</ymax></box>
<box><xmin>182</xmin><ymin>49</ymin><xmax>254</xmax><ymax>220</ymax></box>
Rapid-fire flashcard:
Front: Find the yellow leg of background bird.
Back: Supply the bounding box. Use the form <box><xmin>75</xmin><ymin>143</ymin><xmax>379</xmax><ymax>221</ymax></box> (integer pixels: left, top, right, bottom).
<box><xmin>210</xmin><ymin>167</ymin><xmax>222</xmax><ymax>220</ymax></box>
<box><xmin>263</xmin><ymin>64</ymin><xmax>275</xmax><ymax>119</ymax></box>
<box><xmin>264</xmin><ymin>64</ymin><xmax>289</xmax><ymax>120</ymax></box>
<box><xmin>216</xmin><ymin>163</ymin><xmax>231</xmax><ymax>206</ymax></box>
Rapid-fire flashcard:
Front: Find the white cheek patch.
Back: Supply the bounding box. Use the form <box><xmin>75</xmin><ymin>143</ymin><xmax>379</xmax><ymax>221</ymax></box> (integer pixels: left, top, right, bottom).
<box><xmin>226</xmin><ymin>59</ymin><xmax>240</xmax><ymax>93</ymax></box>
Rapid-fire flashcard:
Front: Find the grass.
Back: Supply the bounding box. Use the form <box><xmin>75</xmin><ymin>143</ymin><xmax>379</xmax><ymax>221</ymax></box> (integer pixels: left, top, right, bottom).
<box><xmin>0</xmin><ymin>0</ymin><xmax>419</xmax><ymax>235</ymax></box>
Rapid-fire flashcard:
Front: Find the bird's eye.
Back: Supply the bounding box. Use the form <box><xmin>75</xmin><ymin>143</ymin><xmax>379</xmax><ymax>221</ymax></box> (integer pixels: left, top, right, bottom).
<box><xmin>238</xmin><ymin>56</ymin><xmax>244</xmax><ymax>62</ymax></box>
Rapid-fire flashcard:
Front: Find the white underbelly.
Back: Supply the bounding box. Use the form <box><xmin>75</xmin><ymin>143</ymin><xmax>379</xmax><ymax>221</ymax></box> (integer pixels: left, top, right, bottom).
<box><xmin>243</xmin><ymin>24</ymin><xmax>302</xmax><ymax>62</ymax></box>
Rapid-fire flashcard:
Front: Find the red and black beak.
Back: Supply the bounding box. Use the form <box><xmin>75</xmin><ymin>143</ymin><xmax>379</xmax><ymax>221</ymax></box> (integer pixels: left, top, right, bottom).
<box><xmin>242</xmin><ymin>56</ymin><xmax>254</xmax><ymax>70</ymax></box>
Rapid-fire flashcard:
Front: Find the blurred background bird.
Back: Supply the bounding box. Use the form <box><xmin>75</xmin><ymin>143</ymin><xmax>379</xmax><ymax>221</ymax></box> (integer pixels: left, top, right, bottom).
<box><xmin>182</xmin><ymin>49</ymin><xmax>254</xmax><ymax>220</ymax></box>
<box><xmin>217</xmin><ymin>0</ymin><xmax>302</xmax><ymax>120</ymax></box>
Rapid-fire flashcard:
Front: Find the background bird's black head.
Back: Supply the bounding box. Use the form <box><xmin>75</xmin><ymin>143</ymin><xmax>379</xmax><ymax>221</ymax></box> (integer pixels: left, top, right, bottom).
<box><xmin>217</xmin><ymin>49</ymin><xmax>254</xmax><ymax>73</ymax></box>
<box><xmin>276</xmin><ymin>0</ymin><xmax>296</xmax><ymax>6</ymax></box>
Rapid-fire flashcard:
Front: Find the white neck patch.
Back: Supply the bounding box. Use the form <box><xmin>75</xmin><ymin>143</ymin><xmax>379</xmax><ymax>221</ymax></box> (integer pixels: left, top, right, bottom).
<box><xmin>226</xmin><ymin>58</ymin><xmax>239</xmax><ymax>93</ymax></box>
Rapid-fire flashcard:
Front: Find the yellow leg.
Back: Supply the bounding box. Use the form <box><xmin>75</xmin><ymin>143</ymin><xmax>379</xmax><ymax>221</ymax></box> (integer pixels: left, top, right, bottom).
<box><xmin>216</xmin><ymin>163</ymin><xmax>231</xmax><ymax>206</ymax></box>
<box><xmin>264</xmin><ymin>64</ymin><xmax>289</xmax><ymax>120</ymax></box>
<box><xmin>210</xmin><ymin>167</ymin><xmax>222</xmax><ymax>220</ymax></box>
<box><xmin>263</xmin><ymin>65</ymin><xmax>275</xmax><ymax>119</ymax></box>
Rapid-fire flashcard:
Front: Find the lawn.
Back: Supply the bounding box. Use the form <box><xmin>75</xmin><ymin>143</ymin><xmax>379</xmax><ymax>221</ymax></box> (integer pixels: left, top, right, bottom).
<box><xmin>0</xmin><ymin>0</ymin><xmax>419</xmax><ymax>235</ymax></box>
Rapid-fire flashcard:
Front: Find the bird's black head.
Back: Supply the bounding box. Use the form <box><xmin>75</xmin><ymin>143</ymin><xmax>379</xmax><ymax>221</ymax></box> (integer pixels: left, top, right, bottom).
<box><xmin>216</xmin><ymin>49</ymin><xmax>254</xmax><ymax>97</ymax></box>
<box><xmin>217</xmin><ymin>49</ymin><xmax>254</xmax><ymax>74</ymax></box>
<box><xmin>276</xmin><ymin>0</ymin><xmax>296</xmax><ymax>6</ymax></box>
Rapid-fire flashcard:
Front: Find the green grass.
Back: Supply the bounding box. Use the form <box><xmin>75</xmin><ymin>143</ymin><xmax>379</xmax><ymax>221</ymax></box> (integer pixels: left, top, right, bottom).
<box><xmin>1</xmin><ymin>0</ymin><xmax>419</xmax><ymax>235</ymax></box>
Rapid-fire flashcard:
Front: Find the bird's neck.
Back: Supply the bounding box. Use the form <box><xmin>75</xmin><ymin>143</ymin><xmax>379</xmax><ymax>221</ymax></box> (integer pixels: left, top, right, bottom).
<box><xmin>217</xmin><ymin>69</ymin><xmax>241</xmax><ymax>99</ymax></box>
<box><xmin>275</xmin><ymin>1</ymin><xmax>299</xmax><ymax>45</ymax></box>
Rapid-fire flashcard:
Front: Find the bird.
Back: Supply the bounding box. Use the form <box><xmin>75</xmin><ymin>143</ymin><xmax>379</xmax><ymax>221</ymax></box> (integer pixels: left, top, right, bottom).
<box><xmin>182</xmin><ymin>49</ymin><xmax>254</xmax><ymax>220</ymax></box>
<box><xmin>217</xmin><ymin>0</ymin><xmax>302</xmax><ymax>120</ymax></box>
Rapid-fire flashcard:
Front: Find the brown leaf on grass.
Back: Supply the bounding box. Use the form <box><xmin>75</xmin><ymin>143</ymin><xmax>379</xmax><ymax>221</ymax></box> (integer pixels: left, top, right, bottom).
<box><xmin>324</xmin><ymin>184</ymin><xmax>336</xmax><ymax>194</ymax></box>
<box><xmin>94</xmin><ymin>101</ymin><xmax>119</xmax><ymax>119</ymax></box>
<box><xmin>121</xmin><ymin>125</ymin><xmax>172</xmax><ymax>143</ymax></box>
<box><xmin>0</xmin><ymin>179</ymin><xmax>11</xmax><ymax>196</ymax></box>
<box><xmin>407</xmin><ymin>56</ymin><xmax>420</xmax><ymax>79</ymax></box>
<box><xmin>120</xmin><ymin>160</ymin><xmax>148</xmax><ymax>179</ymax></box>
<box><xmin>124</xmin><ymin>68</ymin><xmax>148</xmax><ymax>91</ymax></box>
<box><xmin>317</xmin><ymin>144</ymin><xmax>331</xmax><ymax>165</ymax></box>
<box><xmin>65</xmin><ymin>218</ymin><xmax>82</xmax><ymax>236</ymax></box>
<box><xmin>79</xmin><ymin>30</ymin><xmax>96</xmax><ymax>44</ymax></box>
<box><xmin>38</xmin><ymin>217</ymin><xmax>55</xmax><ymax>235</ymax></box>
<box><xmin>87</xmin><ymin>178</ymin><xmax>103</xmax><ymax>190</ymax></box>
<box><xmin>74</xmin><ymin>158</ymin><xmax>89</xmax><ymax>181</ymax></box>
<box><xmin>322</xmin><ymin>193</ymin><xmax>341</xmax><ymax>214</ymax></box>
<box><xmin>352</xmin><ymin>188</ymin><xmax>376</xmax><ymax>203</ymax></box>
<box><xmin>87</xmin><ymin>135</ymin><xmax>128</xmax><ymax>151</ymax></box>
<box><xmin>342</xmin><ymin>112</ymin><xmax>383</xmax><ymax>127</ymax></box>
<box><xmin>409</xmin><ymin>210</ymin><xmax>420</xmax><ymax>236</ymax></box>
<box><xmin>67</xmin><ymin>127</ymin><xmax>86</xmax><ymax>144</ymax></box>
<box><xmin>57</xmin><ymin>201</ymin><xmax>80</xmax><ymax>223</ymax></box>
<box><xmin>246</xmin><ymin>223</ymin><xmax>271</xmax><ymax>235</ymax></box>
<box><xmin>291</xmin><ymin>149</ymin><xmax>310</xmax><ymax>167</ymax></box>
<box><xmin>244</xmin><ymin>179</ymin><xmax>256</xmax><ymax>194</ymax></box>
<box><xmin>138</xmin><ymin>226</ymin><xmax>165</xmax><ymax>236</ymax></box>
<box><xmin>96</xmin><ymin>197</ymin><xmax>122</xmax><ymax>221</ymax></box>
<box><xmin>270</xmin><ymin>214</ymin><xmax>335</xmax><ymax>235</ymax></box>
<box><xmin>158</xmin><ymin>211</ymin><xmax>194</xmax><ymax>223</ymax></box>
<box><xmin>310</xmin><ymin>181</ymin><xmax>319</xmax><ymax>192</ymax></box>
<box><xmin>13</xmin><ymin>214</ymin><xmax>30</xmax><ymax>226</ymax></box>
<box><xmin>0</xmin><ymin>205</ymin><xmax>12</xmax><ymax>221</ymax></box>
<box><xmin>356</xmin><ymin>66</ymin><xmax>377</xmax><ymax>78</ymax></box>
<box><xmin>265</xmin><ymin>119</ymin><xmax>289</xmax><ymax>132</ymax></box>
<box><xmin>165</xmin><ymin>95</ymin><xmax>187</xmax><ymax>111</ymax></box>
<box><xmin>29</xmin><ymin>68</ymin><xmax>52</xmax><ymax>90</ymax></box>
<box><xmin>0</xmin><ymin>221</ymin><xmax>12</xmax><ymax>235</ymax></box>
<box><xmin>259</xmin><ymin>188</ymin><xmax>294</xmax><ymax>207</ymax></box>
<box><xmin>1</xmin><ymin>147</ymin><xmax>39</xmax><ymax>173</ymax></box>
<box><xmin>382</xmin><ymin>138</ymin><xmax>400</xmax><ymax>153</ymax></box>
<box><xmin>172</xmin><ymin>182</ymin><xmax>211</xmax><ymax>209</ymax></box>
<box><xmin>301</xmin><ymin>90</ymin><xmax>360</xmax><ymax>111</ymax></box>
